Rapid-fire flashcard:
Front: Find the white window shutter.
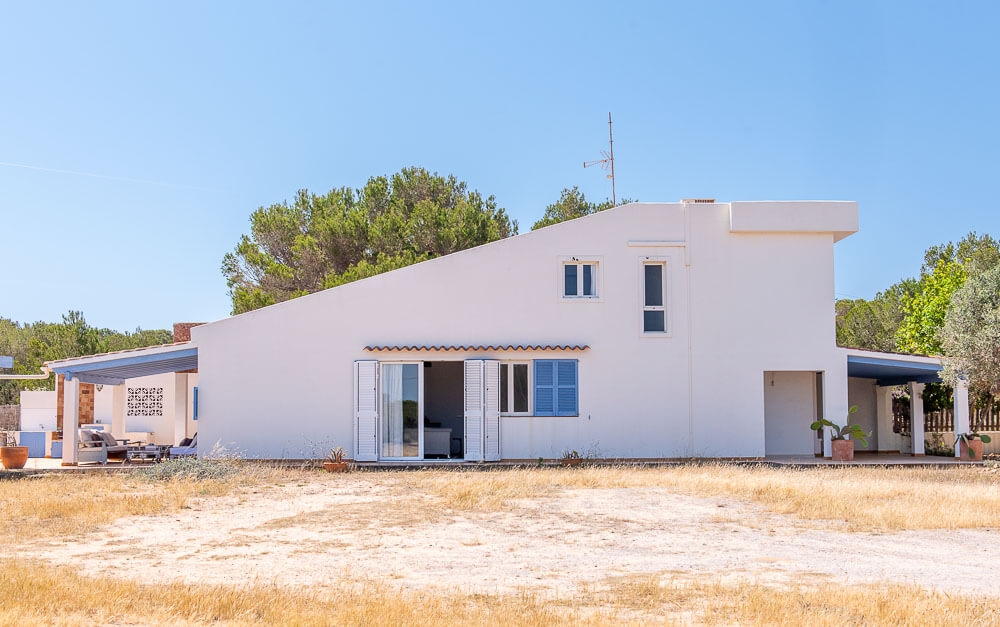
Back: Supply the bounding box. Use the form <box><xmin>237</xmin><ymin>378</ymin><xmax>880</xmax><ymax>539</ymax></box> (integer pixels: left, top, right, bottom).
<box><xmin>483</xmin><ymin>359</ymin><xmax>501</xmax><ymax>461</ymax></box>
<box><xmin>354</xmin><ymin>360</ymin><xmax>378</xmax><ymax>462</ymax></box>
<box><xmin>464</xmin><ymin>360</ymin><xmax>484</xmax><ymax>461</ymax></box>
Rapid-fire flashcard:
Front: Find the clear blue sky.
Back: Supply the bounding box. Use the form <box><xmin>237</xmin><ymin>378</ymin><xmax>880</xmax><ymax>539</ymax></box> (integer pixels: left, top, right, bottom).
<box><xmin>3</xmin><ymin>1</ymin><xmax>998</xmax><ymax>332</ymax></box>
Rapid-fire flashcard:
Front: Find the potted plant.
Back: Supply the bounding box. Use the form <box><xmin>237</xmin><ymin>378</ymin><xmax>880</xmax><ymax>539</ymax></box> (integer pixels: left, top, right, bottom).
<box><xmin>323</xmin><ymin>447</ymin><xmax>349</xmax><ymax>472</ymax></box>
<box><xmin>0</xmin><ymin>430</ymin><xmax>29</xmax><ymax>470</ymax></box>
<box><xmin>810</xmin><ymin>406</ymin><xmax>870</xmax><ymax>462</ymax></box>
<box><xmin>955</xmin><ymin>429</ymin><xmax>992</xmax><ymax>461</ymax></box>
<box><xmin>560</xmin><ymin>449</ymin><xmax>583</xmax><ymax>467</ymax></box>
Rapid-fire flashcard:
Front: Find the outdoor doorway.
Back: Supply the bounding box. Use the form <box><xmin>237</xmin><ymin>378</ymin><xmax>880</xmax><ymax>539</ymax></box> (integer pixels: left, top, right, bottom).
<box><xmin>422</xmin><ymin>361</ymin><xmax>464</xmax><ymax>459</ymax></box>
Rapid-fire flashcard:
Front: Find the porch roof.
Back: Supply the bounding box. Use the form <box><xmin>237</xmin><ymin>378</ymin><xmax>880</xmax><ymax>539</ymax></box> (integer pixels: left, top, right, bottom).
<box><xmin>45</xmin><ymin>342</ymin><xmax>198</xmax><ymax>385</ymax></box>
<box><xmin>844</xmin><ymin>349</ymin><xmax>943</xmax><ymax>386</ymax></box>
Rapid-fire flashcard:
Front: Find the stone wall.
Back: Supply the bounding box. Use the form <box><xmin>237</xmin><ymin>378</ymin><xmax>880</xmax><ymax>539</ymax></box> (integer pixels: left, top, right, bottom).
<box><xmin>55</xmin><ymin>375</ymin><xmax>95</xmax><ymax>430</ymax></box>
<box><xmin>0</xmin><ymin>405</ymin><xmax>19</xmax><ymax>431</ymax></box>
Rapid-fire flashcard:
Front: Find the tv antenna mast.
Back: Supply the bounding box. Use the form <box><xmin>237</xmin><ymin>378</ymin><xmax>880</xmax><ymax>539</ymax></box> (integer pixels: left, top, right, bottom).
<box><xmin>583</xmin><ymin>112</ymin><xmax>616</xmax><ymax>206</ymax></box>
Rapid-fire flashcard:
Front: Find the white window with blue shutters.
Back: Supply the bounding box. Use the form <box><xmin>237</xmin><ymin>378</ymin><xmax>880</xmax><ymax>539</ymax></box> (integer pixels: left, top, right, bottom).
<box><xmin>533</xmin><ymin>359</ymin><xmax>579</xmax><ymax>416</ymax></box>
<box><xmin>560</xmin><ymin>256</ymin><xmax>602</xmax><ymax>300</ymax></box>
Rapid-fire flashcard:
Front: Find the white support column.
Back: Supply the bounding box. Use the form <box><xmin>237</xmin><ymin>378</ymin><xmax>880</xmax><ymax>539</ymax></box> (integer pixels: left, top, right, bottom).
<box><xmin>909</xmin><ymin>382</ymin><xmax>925</xmax><ymax>457</ymax></box>
<box><xmin>111</xmin><ymin>383</ymin><xmax>126</xmax><ymax>438</ymax></box>
<box><xmin>875</xmin><ymin>385</ymin><xmax>895</xmax><ymax>452</ymax></box>
<box><xmin>174</xmin><ymin>373</ymin><xmax>188</xmax><ymax>446</ymax></box>
<box><xmin>61</xmin><ymin>377</ymin><xmax>80</xmax><ymax>466</ymax></box>
<box><xmin>953</xmin><ymin>379</ymin><xmax>971</xmax><ymax>458</ymax></box>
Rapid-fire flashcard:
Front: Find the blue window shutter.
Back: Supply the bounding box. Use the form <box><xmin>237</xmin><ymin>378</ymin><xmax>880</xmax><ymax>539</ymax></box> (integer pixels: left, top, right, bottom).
<box><xmin>534</xmin><ymin>360</ymin><xmax>555</xmax><ymax>416</ymax></box>
<box><xmin>193</xmin><ymin>386</ymin><xmax>199</xmax><ymax>421</ymax></box>
<box><xmin>555</xmin><ymin>360</ymin><xmax>578</xmax><ymax>416</ymax></box>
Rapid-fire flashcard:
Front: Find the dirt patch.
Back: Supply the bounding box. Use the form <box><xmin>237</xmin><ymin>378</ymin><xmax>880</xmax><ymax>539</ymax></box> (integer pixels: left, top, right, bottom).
<box><xmin>23</xmin><ymin>473</ymin><xmax>1000</xmax><ymax>597</ymax></box>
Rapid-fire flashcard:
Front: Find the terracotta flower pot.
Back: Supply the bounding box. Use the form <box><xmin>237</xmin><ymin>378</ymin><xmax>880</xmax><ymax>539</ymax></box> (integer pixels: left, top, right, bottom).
<box><xmin>0</xmin><ymin>446</ymin><xmax>30</xmax><ymax>470</ymax></box>
<box><xmin>323</xmin><ymin>461</ymin><xmax>349</xmax><ymax>472</ymax></box>
<box><xmin>830</xmin><ymin>439</ymin><xmax>854</xmax><ymax>462</ymax></box>
<box><xmin>959</xmin><ymin>438</ymin><xmax>984</xmax><ymax>461</ymax></box>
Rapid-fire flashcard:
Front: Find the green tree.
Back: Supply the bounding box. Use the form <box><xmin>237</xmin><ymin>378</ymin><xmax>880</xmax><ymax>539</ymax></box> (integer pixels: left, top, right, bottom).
<box><xmin>531</xmin><ymin>186</ymin><xmax>632</xmax><ymax>230</ymax></box>
<box><xmin>222</xmin><ymin>168</ymin><xmax>517</xmax><ymax>314</ymax></box>
<box><xmin>835</xmin><ymin>279</ymin><xmax>916</xmax><ymax>351</ymax></box>
<box><xmin>941</xmin><ymin>263</ymin><xmax>1000</xmax><ymax>396</ymax></box>
<box><xmin>896</xmin><ymin>259</ymin><xmax>967</xmax><ymax>355</ymax></box>
<box><xmin>0</xmin><ymin>312</ymin><xmax>172</xmax><ymax>404</ymax></box>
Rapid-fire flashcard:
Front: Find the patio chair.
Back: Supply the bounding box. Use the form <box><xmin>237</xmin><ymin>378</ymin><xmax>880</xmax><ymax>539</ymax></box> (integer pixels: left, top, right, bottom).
<box><xmin>78</xmin><ymin>429</ymin><xmax>127</xmax><ymax>463</ymax></box>
<box><xmin>170</xmin><ymin>433</ymin><xmax>197</xmax><ymax>459</ymax></box>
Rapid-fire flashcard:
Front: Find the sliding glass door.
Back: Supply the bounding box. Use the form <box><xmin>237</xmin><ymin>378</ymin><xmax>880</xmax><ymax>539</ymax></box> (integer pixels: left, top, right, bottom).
<box><xmin>380</xmin><ymin>363</ymin><xmax>422</xmax><ymax>459</ymax></box>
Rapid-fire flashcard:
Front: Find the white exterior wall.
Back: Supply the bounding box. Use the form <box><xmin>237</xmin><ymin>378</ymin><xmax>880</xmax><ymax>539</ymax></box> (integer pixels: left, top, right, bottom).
<box><xmin>124</xmin><ymin>373</ymin><xmax>183</xmax><ymax>444</ymax></box>
<box><xmin>847</xmin><ymin>377</ymin><xmax>878</xmax><ymax>451</ymax></box>
<box><xmin>19</xmin><ymin>390</ymin><xmax>57</xmax><ymax>432</ymax></box>
<box><xmin>93</xmin><ymin>384</ymin><xmax>114</xmax><ymax>425</ymax></box>
<box><xmin>192</xmin><ymin>201</ymin><xmax>857</xmax><ymax>460</ymax></box>
<box><xmin>763</xmin><ymin>371</ymin><xmax>818</xmax><ymax>455</ymax></box>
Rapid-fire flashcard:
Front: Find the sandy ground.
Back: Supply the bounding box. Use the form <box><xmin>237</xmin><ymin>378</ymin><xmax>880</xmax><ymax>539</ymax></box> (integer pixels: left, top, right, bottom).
<box><xmin>23</xmin><ymin>474</ymin><xmax>1000</xmax><ymax>597</ymax></box>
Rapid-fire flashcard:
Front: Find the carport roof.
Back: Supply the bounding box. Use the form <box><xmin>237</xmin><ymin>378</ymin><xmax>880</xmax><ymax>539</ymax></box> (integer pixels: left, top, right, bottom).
<box><xmin>45</xmin><ymin>342</ymin><xmax>198</xmax><ymax>385</ymax></box>
<box><xmin>844</xmin><ymin>349</ymin><xmax>942</xmax><ymax>386</ymax></box>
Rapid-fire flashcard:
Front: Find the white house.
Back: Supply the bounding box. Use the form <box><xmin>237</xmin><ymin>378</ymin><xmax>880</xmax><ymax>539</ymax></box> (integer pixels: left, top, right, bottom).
<box><xmin>47</xmin><ymin>199</ymin><xmax>975</xmax><ymax>464</ymax></box>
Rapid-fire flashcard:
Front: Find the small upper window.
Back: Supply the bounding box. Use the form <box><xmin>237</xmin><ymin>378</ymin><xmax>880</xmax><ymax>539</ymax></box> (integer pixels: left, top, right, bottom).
<box><xmin>563</xmin><ymin>261</ymin><xmax>598</xmax><ymax>298</ymax></box>
<box><xmin>642</xmin><ymin>260</ymin><xmax>667</xmax><ymax>334</ymax></box>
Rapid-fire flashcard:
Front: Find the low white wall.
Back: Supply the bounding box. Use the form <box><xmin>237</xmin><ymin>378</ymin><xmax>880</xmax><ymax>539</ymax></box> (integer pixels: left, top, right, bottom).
<box><xmin>19</xmin><ymin>390</ymin><xmax>57</xmax><ymax>432</ymax></box>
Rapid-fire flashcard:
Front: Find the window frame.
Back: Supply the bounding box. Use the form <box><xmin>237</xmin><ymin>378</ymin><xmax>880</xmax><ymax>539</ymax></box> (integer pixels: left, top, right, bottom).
<box><xmin>559</xmin><ymin>256</ymin><xmax>603</xmax><ymax>301</ymax></box>
<box><xmin>640</xmin><ymin>256</ymin><xmax>670</xmax><ymax>337</ymax></box>
<box><xmin>533</xmin><ymin>359</ymin><xmax>579</xmax><ymax>417</ymax></box>
<box><xmin>499</xmin><ymin>361</ymin><xmax>532</xmax><ymax>416</ymax></box>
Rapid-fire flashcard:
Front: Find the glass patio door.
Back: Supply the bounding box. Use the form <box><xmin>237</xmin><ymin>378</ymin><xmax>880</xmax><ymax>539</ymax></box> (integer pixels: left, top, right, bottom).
<box><xmin>380</xmin><ymin>363</ymin><xmax>422</xmax><ymax>459</ymax></box>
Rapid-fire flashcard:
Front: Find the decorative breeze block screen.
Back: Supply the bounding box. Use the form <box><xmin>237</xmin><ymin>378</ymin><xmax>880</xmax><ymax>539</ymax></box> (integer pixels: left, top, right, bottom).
<box><xmin>127</xmin><ymin>387</ymin><xmax>164</xmax><ymax>417</ymax></box>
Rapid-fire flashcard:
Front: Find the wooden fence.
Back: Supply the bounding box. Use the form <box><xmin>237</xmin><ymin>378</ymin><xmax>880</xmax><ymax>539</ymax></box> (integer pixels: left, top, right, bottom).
<box><xmin>0</xmin><ymin>405</ymin><xmax>20</xmax><ymax>431</ymax></box>
<box><xmin>892</xmin><ymin>404</ymin><xmax>1000</xmax><ymax>434</ymax></box>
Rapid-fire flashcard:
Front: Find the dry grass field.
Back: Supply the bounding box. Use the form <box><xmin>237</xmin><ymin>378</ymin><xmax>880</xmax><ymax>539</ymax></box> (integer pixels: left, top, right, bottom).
<box><xmin>2</xmin><ymin>460</ymin><xmax>999</xmax><ymax>625</ymax></box>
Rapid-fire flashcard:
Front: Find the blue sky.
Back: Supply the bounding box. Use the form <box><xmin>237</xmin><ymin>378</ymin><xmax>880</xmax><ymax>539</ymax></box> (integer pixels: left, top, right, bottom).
<box><xmin>2</xmin><ymin>1</ymin><xmax>998</xmax><ymax>332</ymax></box>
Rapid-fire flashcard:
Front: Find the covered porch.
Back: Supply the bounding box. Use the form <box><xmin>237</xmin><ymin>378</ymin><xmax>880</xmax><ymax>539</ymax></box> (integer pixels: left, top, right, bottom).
<box><xmin>45</xmin><ymin>343</ymin><xmax>199</xmax><ymax>466</ymax></box>
<box><xmin>845</xmin><ymin>349</ymin><xmax>974</xmax><ymax>459</ymax></box>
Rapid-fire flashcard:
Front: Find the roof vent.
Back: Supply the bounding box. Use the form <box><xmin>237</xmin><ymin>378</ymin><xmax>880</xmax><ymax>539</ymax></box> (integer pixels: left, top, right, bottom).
<box><xmin>681</xmin><ymin>198</ymin><xmax>716</xmax><ymax>204</ymax></box>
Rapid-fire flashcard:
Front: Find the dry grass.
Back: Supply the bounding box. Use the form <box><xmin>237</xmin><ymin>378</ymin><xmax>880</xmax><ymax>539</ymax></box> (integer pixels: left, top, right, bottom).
<box><xmin>394</xmin><ymin>464</ymin><xmax>1000</xmax><ymax>531</ymax></box>
<box><xmin>2</xmin><ymin>463</ymin><xmax>1000</xmax><ymax>624</ymax></box>
<box><xmin>1</xmin><ymin>559</ymin><xmax>997</xmax><ymax>626</ymax></box>
<box><xmin>0</xmin><ymin>462</ymin><xmax>297</xmax><ymax>544</ymax></box>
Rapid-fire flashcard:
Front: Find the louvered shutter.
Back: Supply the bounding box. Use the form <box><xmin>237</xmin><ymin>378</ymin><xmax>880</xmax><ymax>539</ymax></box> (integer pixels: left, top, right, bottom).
<box><xmin>534</xmin><ymin>360</ymin><xmax>555</xmax><ymax>416</ymax></box>
<box><xmin>354</xmin><ymin>360</ymin><xmax>378</xmax><ymax>462</ymax></box>
<box><xmin>464</xmin><ymin>360</ymin><xmax>484</xmax><ymax>461</ymax></box>
<box><xmin>555</xmin><ymin>360</ymin><xmax>578</xmax><ymax>416</ymax></box>
<box><xmin>483</xmin><ymin>359</ymin><xmax>501</xmax><ymax>461</ymax></box>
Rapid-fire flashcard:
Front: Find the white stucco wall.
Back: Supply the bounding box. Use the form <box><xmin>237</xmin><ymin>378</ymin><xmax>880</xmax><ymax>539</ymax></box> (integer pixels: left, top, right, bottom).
<box><xmin>763</xmin><ymin>371</ymin><xmax>818</xmax><ymax>455</ymax></box>
<box><xmin>192</xmin><ymin>200</ymin><xmax>857</xmax><ymax>460</ymax></box>
<box><xmin>19</xmin><ymin>390</ymin><xmax>57</xmax><ymax>432</ymax></box>
<box><xmin>847</xmin><ymin>377</ymin><xmax>878</xmax><ymax>451</ymax></box>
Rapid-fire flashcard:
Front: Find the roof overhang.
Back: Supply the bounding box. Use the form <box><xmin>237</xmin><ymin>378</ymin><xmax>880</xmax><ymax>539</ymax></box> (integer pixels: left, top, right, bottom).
<box><xmin>844</xmin><ymin>349</ymin><xmax>943</xmax><ymax>386</ymax></box>
<box><xmin>46</xmin><ymin>343</ymin><xmax>198</xmax><ymax>385</ymax></box>
<box><xmin>364</xmin><ymin>344</ymin><xmax>590</xmax><ymax>352</ymax></box>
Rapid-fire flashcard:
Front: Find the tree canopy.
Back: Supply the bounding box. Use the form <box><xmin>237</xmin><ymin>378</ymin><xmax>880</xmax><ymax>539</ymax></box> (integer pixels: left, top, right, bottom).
<box><xmin>222</xmin><ymin>168</ymin><xmax>517</xmax><ymax>314</ymax></box>
<box><xmin>531</xmin><ymin>186</ymin><xmax>632</xmax><ymax>230</ymax></box>
<box><xmin>941</xmin><ymin>264</ymin><xmax>1000</xmax><ymax>395</ymax></box>
<box><xmin>836</xmin><ymin>232</ymin><xmax>1000</xmax><ymax>355</ymax></box>
<box><xmin>0</xmin><ymin>312</ymin><xmax>173</xmax><ymax>404</ymax></box>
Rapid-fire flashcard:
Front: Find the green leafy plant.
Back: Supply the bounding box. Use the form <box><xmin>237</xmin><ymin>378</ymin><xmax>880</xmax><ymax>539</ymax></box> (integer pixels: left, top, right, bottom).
<box><xmin>561</xmin><ymin>449</ymin><xmax>581</xmax><ymax>461</ymax></box>
<box><xmin>326</xmin><ymin>447</ymin><xmax>346</xmax><ymax>463</ymax></box>
<box><xmin>954</xmin><ymin>420</ymin><xmax>993</xmax><ymax>459</ymax></box>
<box><xmin>810</xmin><ymin>406</ymin><xmax>871</xmax><ymax>447</ymax></box>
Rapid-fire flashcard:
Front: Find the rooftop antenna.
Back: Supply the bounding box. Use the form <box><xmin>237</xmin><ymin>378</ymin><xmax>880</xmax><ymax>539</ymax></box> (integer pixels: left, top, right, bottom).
<box><xmin>583</xmin><ymin>112</ymin><xmax>616</xmax><ymax>206</ymax></box>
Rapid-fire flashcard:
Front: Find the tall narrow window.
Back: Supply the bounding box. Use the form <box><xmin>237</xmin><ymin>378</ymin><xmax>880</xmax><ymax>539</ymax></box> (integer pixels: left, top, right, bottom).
<box><xmin>563</xmin><ymin>261</ymin><xmax>598</xmax><ymax>298</ymax></box>
<box><xmin>643</xmin><ymin>261</ymin><xmax>667</xmax><ymax>333</ymax></box>
<box><xmin>500</xmin><ymin>362</ymin><xmax>530</xmax><ymax>415</ymax></box>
